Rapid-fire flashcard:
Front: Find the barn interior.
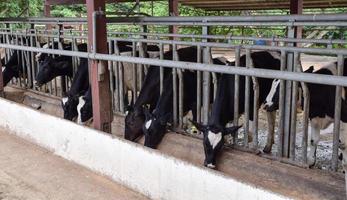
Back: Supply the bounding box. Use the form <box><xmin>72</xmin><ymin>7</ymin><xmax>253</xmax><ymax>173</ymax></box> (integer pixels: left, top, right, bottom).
<box><xmin>0</xmin><ymin>0</ymin><xmax>347</xmax><ymax>199</ymax></box>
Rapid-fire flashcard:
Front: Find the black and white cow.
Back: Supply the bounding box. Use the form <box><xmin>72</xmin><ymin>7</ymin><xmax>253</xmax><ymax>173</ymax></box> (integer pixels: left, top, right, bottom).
<box><xmin>34</xmin><ymin>43</ymin><xmax>86</xmax><ymax>87</ymax></box>
<box><xmin>264</xmin><ymin>59</ymin><xmax>347</xmax><ymax>168</ymax></box>
<box><xmin>73</xmin><ymin>45</ymin><xmax>161</xmax><ymax>126</ymax></box>
<box><xmin>77</xmin><ymin>86</ymin><xmax>93</xmax><ymax>125</ymax></box>
<box><xmin>124</xmin><ymin>46</ymin><xmax>199</xmax><ymax>142</ymax></box>
<box><xmin>1</xmin><ymin>50</ymin><xmax>22</xmax><ymax>86</ymax></box>
<box><xmin>191</xmin><ymin>51</ymin><xmax>281</xmax><ymax>168</ymax></box>
<box><xmin>142</xmin><ymin>57</ymin><xmax>229</xmax><ymax>149</ymax></box>
<box><xmin>61</xmin><ymin>58</ymin><xmax>89</xmax><ymax>121</ymax></box>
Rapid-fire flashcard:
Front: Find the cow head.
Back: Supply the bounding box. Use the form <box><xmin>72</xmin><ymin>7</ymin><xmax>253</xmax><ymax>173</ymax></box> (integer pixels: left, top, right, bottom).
<box><xmin>124</xmin><ymin>105</ymin><xmax>146</xmax><ymax>141</ymax></box>
<box><xmin>142</xmin><ymin>108</ymin><xmax>171</xmax><ymax>149</ymax></box>
<box><xmin>77</xmin><ymin>95</ymin><xmax>93</xmax><ymax>124</ymax></box>
<box><xmin>62</xmin><ymin>95</ymin><xmax>79</xmax><ymax>121</ymax></box>
<box><xmin>35</xmin><ymin>56</ymin><xmax>70</xmax><ymax>87</ymax></box>
<box><xmin>190</xmin><ymin>120</ymin><xmax>241</xmax><ymax>169</ymax></box>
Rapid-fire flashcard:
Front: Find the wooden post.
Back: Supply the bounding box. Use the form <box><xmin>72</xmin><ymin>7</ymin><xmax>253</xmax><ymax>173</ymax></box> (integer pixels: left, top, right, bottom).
<box><xmin>86</xmin><ymin>0</ymin><xmax>112</xmax><ymax>133</ymax></box>
<box><xmin>290</xmin><ymin>0</ymin><xmax>303</xmax><ymax>43</ymax></box>
<box><xmin>44</xmin><ymin>0</ymin><xmax>52</xmax><ymax>30</ymax></box>
<box><xmin>169</xmin><ymin>0</ymin><xmax>179</xmax><ymax>36</ymax></box>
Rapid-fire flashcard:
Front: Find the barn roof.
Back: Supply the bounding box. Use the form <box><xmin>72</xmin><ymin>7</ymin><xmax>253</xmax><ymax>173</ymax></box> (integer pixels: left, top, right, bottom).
<box><xmin>47</xmin><ymin>0</ymin><xmax>347</xmax><ymax>11</ymax></box>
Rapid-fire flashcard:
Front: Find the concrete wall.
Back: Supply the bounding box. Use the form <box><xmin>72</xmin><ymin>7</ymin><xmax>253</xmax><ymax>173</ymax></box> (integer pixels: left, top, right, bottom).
<box><xmin>0</xmin><ymin>98</ymin><xmax>290</xmax><ymax>200</ymax></box>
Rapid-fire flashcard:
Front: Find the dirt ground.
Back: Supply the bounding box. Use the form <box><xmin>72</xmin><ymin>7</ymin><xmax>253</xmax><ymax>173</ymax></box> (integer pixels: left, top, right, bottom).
<box><xmin>0</xmin><ymin>128</ymin><xmax>148</xmax><ymax>200</ymax></box>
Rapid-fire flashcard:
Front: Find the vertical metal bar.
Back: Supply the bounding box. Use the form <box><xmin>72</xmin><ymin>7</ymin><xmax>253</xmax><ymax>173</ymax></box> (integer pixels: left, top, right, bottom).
<box><xmin>114</xmin><ymin>40</ymin><xmax>120</xmax><ymax>112</ymax></box>
<box><xmin>0</xmin><ymin>48</ymin><xmax>3</xmax><ymax>97</ymax></box>
<box><xmin>132</xmin><ymin>41</ymin><xmax>137</xmax><ymax>103</ymax></box>
<box><xmin>289</xmin><ymin>52</ymin><xmax>299</xmax><ymax>160</ymax></box>
<box><xmin>138</xmin><ymin>41</ymin><xmax>144</xmax><ymax>89</ymax></box>
<box><xmin>297</xmin><ymin>64</ymin><xmax>310</xmax><ymax>164</ymax></box>
<box><xmin>159</xmin><ymin>43</ymin><xmax>164</xmax><ymax>95</ymax></box>
<box><xmin>20</xmin><ymin>35</ymin><xmax>26</xmax><ymax>87</ymax></box>
<box><xmin>202</xmin><ymin>46</ymin><xmax>211</xmax><ymax>125</ymax></box>
<box><xmin>233</xmin><ymin>47</ymin><xmax>240</xmax><ymax>145</ymax></box>
<box><xmin>284</xmin><ymin>24</ymin><xmax>295</xmax><ymax>157</ymax></box>
<box><xmin>117</xmin><ymin>43</ymin><xmax>125</xmax><ymax>113</ymax></box>
<box><xmin>196</xmin><ymin>45</ymin><xmax>202</xmax><ymax>124</ymax></box>
<box><xmin>332</xmin><ymin>54</ymin><xmax>344</xmax><ymax>171</ymax></box>
<box><xmin>244</xmin><ymin>49</ymin><xmax>251</xmax><ymax>147</ymax></box>
<box><xmin>172</xmin><ymin>43</ymin><xmax>178</xmax><ymax>127</ymax></box>
<box><xmin>29</xmin><ymin>27</ymin><xmax>35</xmax><ymax>89</ymax></box>
<box><xmin>277</xmin><ymin>50</ymin><xmax>287</xmax><ymax>157</ymax></box>
<box><xmin>201</xmin><ymin>24</ymin><xmax>210</xmax><ymax>125</ymax></box>
<box><xmin>108</xmin><ymin>39</ymin><xmax>115</xmax><ymax>111</ymax></box>
<box><xmin>250</xmin><ymin>50</ymin><xmax>259</xmax><ymax>149</ymax></box>
<box><xmin>58</xmin><ymin>25</ymin><xmax>65</xmax><ymax>97</ymax></box>
<box><xmin>175</xmin><ymin>46</ymin><xmax>184</xmax><ymax>128</ymax></box>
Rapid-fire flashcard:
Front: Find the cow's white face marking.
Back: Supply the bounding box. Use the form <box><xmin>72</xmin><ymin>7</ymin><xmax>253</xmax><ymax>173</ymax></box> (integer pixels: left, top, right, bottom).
<box><xmin>2</xmin><ymin>67</ymin><xmax>4</xmax><ymax>72</ymax></box>
<box><xmin>77</xmin><ymin>96</ymin><xmax>86</xmax><ymax>124</ymax></box>
<box><xmin>125</xmin><ymin>111</ymin><xmax>129</xmax><ymax>115</ymax></box>
<box><xmin>145</xmin><ymin>120</ymin><xmax>152</xmax><ymax>130</ymax></box>
<box><xmin>62</xmin><ymin>97</ymin><xmax>69</xmax><ymax>106</ymax></box>
<box><xmin>265</xmin><ymin>79</ymin><xmax>280</xmax><ymax>107</ymax></box>
<box><xmin>206</xmin><ymin>163</ymin><xmax>216</xmax><ymax>169</ymax></box>
<box><xmin>208</xmin><ymin>131</ymin><xmax>222</xmax><ymax>149</ymax></box>
<box><xmin>35</xmin><ymin>43</ymin><xmax>50</xmax><ymax>62</ymax></box>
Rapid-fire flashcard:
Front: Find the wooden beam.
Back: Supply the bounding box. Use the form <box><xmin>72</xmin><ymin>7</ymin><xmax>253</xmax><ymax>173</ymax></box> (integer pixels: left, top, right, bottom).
<box><xmin>44</xmin><ymin>0</ymin><xmax>52</xmax><ymax>29</ymax></box>
<box><xmin>86</xmin><ymin>0</ymin><xmax>112</xmax><ymax>133</ymax></box>
<box><xmin>290</xmin><ymin>0</ymin><xmax>303</xmax><ymax>40</ymax></box>
<box><xmin>169</xmin><ymin>0</ymin><xmax>179</xmax><ymax>35</ymax></box>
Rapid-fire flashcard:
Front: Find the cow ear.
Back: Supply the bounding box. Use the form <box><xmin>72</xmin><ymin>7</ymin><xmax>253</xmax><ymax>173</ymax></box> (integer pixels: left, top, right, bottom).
<box><xmin>223</xmin><ymin>125</ymin><xmax>242</xmax><ymax>136</ymax></box>
<box><xmin>189</xmin><ymin>119</ymin><xmax>207</xmax><ymax>132</ymax></box>
<box><xmin>305</xmin><ymin>66</ymin><xmax>314</xmax><ymax>73</ymax></box>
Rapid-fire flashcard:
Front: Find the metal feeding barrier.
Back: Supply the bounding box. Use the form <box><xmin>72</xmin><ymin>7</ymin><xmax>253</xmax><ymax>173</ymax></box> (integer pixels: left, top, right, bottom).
<box><xmin>0</xmin><ymin>14</ymin><xmax>346</xmax><ymax>171</ymax></box>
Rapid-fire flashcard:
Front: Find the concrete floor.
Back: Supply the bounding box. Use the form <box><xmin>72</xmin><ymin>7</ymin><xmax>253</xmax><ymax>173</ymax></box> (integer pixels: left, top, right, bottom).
<box><xmin>0</xmin><ymin>128</ymin><xmax>148</xmax><ymax>200</ymax></box>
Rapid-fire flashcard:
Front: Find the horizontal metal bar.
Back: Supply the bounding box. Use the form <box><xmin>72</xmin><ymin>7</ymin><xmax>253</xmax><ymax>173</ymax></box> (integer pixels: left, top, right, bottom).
<box><xmin>107</xmin><ymin>31</ymin><xmax>347</xmax><ymax>45</ymax></box>
<box><xmin>1</xmin><ymin>30</ymin><xmax>347</xmax><ymax>55</ymax></box>
<box><xmin>1</xmin><ymin>43</ymin><xmax>347</xmax><ymax>87</ymax></box>
<box><xmin>107</xmin><ymin>14</ymin><xmax>347</xmax><ymax>23</ymax></box>
<box><xmin>0</xmin><ymin>14</ymin><xmax>347</xmax><ymax>25</ymax></box>
<box><xmin>0</xmin><ymin>29</ymin><xmax>347</xmax><ymax>47</ymax></box>
<box><xmin>107</xmin><ymin>37</ymin><xmax>347</xmax><ymax>55</ymax></box>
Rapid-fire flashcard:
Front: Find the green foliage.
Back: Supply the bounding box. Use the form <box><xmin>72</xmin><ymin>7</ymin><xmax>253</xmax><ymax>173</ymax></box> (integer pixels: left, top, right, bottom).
<box><xmin>0</xmin><ymin>1</ymin><xmax>345</xmax><ymax>46</ymax></box>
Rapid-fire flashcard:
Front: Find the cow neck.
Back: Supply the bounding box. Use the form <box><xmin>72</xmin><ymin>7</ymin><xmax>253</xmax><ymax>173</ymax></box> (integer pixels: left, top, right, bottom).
<box><xmin>68</xmin><ymin>59</ymin><xmax>89</xmax><ymax>96</ymax></box>
<box><xmin>153</xmin><ymin>75</ymin><xmax>173</xmax><ymax>119</ymax></box>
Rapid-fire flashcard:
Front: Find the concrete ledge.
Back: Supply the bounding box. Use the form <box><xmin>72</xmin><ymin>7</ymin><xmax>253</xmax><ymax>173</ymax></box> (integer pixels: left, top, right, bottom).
<box><xmin>0</xmin><ymin>97</ymin><xmax>288</xmax><ymax>200</ymax></box>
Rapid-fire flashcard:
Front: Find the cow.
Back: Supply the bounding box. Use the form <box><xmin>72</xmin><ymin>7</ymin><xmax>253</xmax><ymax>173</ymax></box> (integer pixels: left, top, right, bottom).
<box><xmin>2</xmin><ymin>50</ymin><xmax>22</xmax><ymax>86</ymax></box>
<box><xmin>66</xmin><ymin>44</ymin><xmax>160</xmax><ymax>124</ymax></box>
<box><xmin>34</xmin><ymin>43</ymin><xmax>86</xmax><ymax>87</ymax></box>
<box><xmin>264</xmin><ymin>59</ymin><xmax>347</xmax><ymax>168</ymax></box>
<box><xmin>77</xmin><ymin>86</ymin><xmax>92</xmax><ymax>125</ymax></box>
<box><xmin>61</xmin><ymin>58</ymin><xmax>89</xmax><ymax>121</ymax></box>
<box><xmin>142</xmin><ymin>57</ymin><xmax>229</xmax><ymax>149</ymax></box>
<box><xmin>124</xmin><ymin>46</ymin><xmax>201</xmax><ymax>142</ymax></box>
<box><xmin>191</xmin><ymin>51</ymin><xmax>281</xmax><ymax>169</ymax></box>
